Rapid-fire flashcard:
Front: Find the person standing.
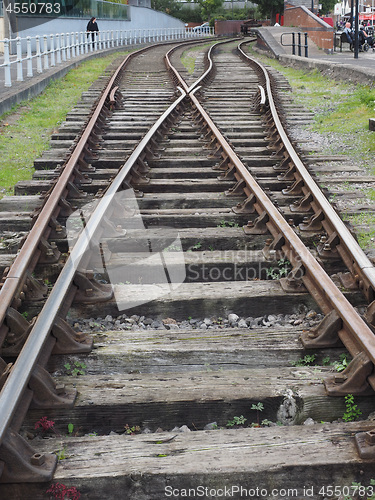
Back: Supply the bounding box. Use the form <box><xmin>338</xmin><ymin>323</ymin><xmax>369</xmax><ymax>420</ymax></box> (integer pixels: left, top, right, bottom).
<box><xmin>87</xmin><ymin>17</ymin><xmax>99</xmax><ymax>48</ymax></box>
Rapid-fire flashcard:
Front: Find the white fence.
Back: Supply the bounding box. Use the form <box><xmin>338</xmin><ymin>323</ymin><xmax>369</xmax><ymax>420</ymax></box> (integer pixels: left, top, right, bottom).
<box><xmin>0</xmin><ymin>27</ymin><xmax>214</xmax><ymax>88</ymax></box>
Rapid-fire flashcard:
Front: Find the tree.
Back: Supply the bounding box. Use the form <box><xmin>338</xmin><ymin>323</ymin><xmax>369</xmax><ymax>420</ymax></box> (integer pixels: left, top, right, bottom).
<box><xmin>252</xmin><ymin>0</ymin><xmax>283</xmax><ymax>23</ymax></box>
<box><xmin>320</xmin><ymin>0</ymin><xmax>336</xmax><ymax>16</ymax></box>
<box><xmin>194</xmin><ymin>0</ymin><xmax>224</xmax><ymax>20</ymax></box>
<box><xmin>151</xmin><ymin>0</ymin><xmax>181</xmax><ymax>17</ymax></box>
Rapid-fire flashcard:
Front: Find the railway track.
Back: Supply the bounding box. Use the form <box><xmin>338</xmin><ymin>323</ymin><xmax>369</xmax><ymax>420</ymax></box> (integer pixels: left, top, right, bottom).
<box><xmin>1</xmin><ymin>38</ymin><xmax>375</xmax><ymax>499</ymax></box>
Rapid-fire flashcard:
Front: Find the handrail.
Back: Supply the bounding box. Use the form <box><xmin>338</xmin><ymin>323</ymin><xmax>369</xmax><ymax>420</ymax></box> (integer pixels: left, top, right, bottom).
<box><xmin>0</xmin><ymin>27</ymin><xmax>214</xmax><ymax>88</ymax></box>
<box><xmin>280</xmin><ymin>32</ymin><xmax>309</xmax><ymax>57</ymax></box>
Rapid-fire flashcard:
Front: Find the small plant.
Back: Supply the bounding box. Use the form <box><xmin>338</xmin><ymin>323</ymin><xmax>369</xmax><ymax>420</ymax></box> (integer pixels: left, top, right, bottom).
<box><xmin>290</xmin><ymin>354</ymin><xmax>317</xmax><ymax>367</ymax></box>
<box><xmin>55</xmin><ymin>447</ymin><xmax>69</xmax><ymax>461</ymax></box>
<box><xmin>64</xmin><ymin>361</ymin><xmax>86</xmax><ymax>376</ymax></box>
<box><xmin>67</xmin><ymin>423</ymin><xmax>74</xmax><ymax>435</ymax></box>
<box><xmin>261</xmin><ymin>419</ymin><xmax>273</xmax><ymax>427</ymax></box>
<box><xmin>333</xmin><ymin>353</ymin><xmax>350</xmax><ymax>372</ymax></box>
<box><xmin>343</xmin><ymin>394</ymin><xmax>362</xmax><ymax>422</ymax></box>
<box><xmin>226</xmin><ymin>415</ymin><xmax>247</xmax><ymax>427</ymax></box>
<box><xmin>21</xmin><ymin>311</ymin><xmax>29</xmax><ymax>320</ymax></box>
<box><xmin>190</xmin><ymin>242</ymin><xmax>202</xmax><ymax>251</ymax></box>
<box><xmin>124</xmin><ymin>424</ymin><xmax>141</xmax><ymax>435</ymax></box>
<box><xmin>44</xmin><ymin>278</ymin><xmax>52</xmax><ymax>288</ymax></box>
<box><xmin>217</xmin><ymin>220</ymin><xmax>239</xmax><ymax>228</ymax></box>
<box><xmin>266</xmin><ymin>258</ymin><xmax>291</xmax><ymax>280</ymax></box>
<box><xmin>35</xmin><ymin>416</ymin><xmax>55</xmax><ymax>433</ymax></box>
<box><xmin>251</xmin><ymin>402</ymin><xmax>264</xmax><ymax>426</ymax></box>
<box><xmin>322</xmin><ymin>356</ymin><xmax>331</xmax><ymax>366</ymax></box>
<box><xmin>46</xmin><ymin>482</ymin><xmax>81</xmax><ymax>499</ymax></box>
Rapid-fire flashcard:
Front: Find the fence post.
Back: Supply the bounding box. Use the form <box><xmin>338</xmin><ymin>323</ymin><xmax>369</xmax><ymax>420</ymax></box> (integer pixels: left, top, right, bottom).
<box><xmin>61</xmin><ymin>33</ymin><xmax>66</xmax><ymax>61</ymax></box>
<box><xmin>71</xmin><ymin>32</ymin><xmax>76</xmax><ymax>58</ymax></box>
<box><xmin>75</xmin><ymin>32</ymin><xmax>79</xmax><ymax>56</ymax></box>
<box><xmin>304</xmin><ymin>32</ymin><xmax>308</xmax><ymax>58</ymax></box>
<box><xmin>4</xmin><ymin>39</ymin><xmax>12</xmax><ymax>87</ymax></box>
<box><xmin>66</xmin><ymin>32</ymin><xmax>71</xmax><ymax>59</ymax></box>
<box><xmin>43</xmin><ymin>35</ymin><xmax>49</xmax><ymax>70</ymax></box>
<box><xmin>16</xmin><ymin>37</ymin><xmax>23</xmax><ymax>82</ymax></box>
<box><xmin>26</xmin><ymin>36</ymin><xmax>33</xmax><ymax>77</ymax></box>
<box><xmin>56</xmin><ymin>33</ymin><xmax>61</xmax><ymax>64</ymax></box>
<box><xmin>36</xmin><ymin>35</ymin><xmax>43</xmax><ymax>73</ymax></box>
<box><xmin>79</xmin><ymin>31</ymin><xmax>83</xmax><ymax>54</ymax></box>
<box><xmin>50</xmin><ymin>34</ymin><xmax>56</xmax><ymax>66</ymax></box>
<box><xmin>297</xmin><ymin>32</ymin><xmax>301</xmax><ymax>56</ymax></box>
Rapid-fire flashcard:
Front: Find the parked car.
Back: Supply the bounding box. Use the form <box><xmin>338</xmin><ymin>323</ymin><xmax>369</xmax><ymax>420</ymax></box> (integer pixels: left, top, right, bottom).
<box><xmin>193</xmin><ymin>22</ymin><xmax>210</xmax><ymax>33</ymax></box>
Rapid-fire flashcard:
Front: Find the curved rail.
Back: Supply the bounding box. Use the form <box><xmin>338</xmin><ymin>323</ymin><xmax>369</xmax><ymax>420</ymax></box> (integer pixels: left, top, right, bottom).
<box><xmin>168</xmin><ymin>37</ymin><xmax>375</xmax><ymax>396</ymax></box>
<box><xmin>237</xmin><ymin>40</ymin><xmax>375</xmax><ymax>305</ymax></box>
<box><xmin>0</xmin><ymin>40</ymin><xmax>191</xmax><ymax>482</ymax></box>
<box><xmin>2</xmin><ymin>37</ymin><xmax>375</xmax><ymax>482</ymax></box>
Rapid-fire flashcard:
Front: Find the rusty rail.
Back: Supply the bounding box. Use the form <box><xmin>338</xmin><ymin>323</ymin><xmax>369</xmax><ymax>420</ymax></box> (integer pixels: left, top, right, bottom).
<box><xmin>168</xmin><ymin>38</ymin><xmax>375</xmax><ymax>398</ymax></box>
<box><xmin>0</xmin><ymin>42</ymin><xmax>189</xmax><ymax>483</ymax></box>
<box><xmin>237</xmin><ymin>41</ymin><xmax>375</xmax><ymax>306</ymax></box>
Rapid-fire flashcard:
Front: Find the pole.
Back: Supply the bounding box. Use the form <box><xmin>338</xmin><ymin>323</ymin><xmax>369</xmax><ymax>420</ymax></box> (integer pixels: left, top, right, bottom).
<box><xmin>354</xmin><ymin>0</ymin><xmax>359</xmax><ymax>58</ymax></box>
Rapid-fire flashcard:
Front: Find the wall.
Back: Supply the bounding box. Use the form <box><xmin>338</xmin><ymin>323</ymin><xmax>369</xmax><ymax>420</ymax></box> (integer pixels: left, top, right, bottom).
<box><xmin>214</xmin><ymin>19</ymin><xmax>263</xmax><ymax>35</ymax></box>
<box><xmin>1</xmin><ymin>6</ymin><xmax>184</xmax><ymax>39</ymax></box>
<box><xmin>179</xmin><ymin>0</ymin><xmax>257</xmax><ymax>10</ymax></box>
<box><xmin>284</xmin><ymin>5</ymin><xmax>333</xmax><ymax>50</ymax></box>
<box><xmin>215</xmin><ymin>20</ymin><xmax>243</xmax><ymax>35</ymax></box>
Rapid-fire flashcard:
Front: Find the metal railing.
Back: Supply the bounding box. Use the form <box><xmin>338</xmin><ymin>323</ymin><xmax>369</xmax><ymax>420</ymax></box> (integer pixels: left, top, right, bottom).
<box><xmin>0</xmin><ymin>27</ymin><xmax>214</xmax><ymax>88</ymax></box>
<box><xmin>280</xmin><ymin>32</ymin><xmax>309</xmax><ymax>57</ymax></box>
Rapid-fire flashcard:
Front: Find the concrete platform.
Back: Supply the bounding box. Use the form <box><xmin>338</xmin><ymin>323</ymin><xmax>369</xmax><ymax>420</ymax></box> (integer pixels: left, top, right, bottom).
<box><xmin>253</xmin><ymin>26</ymin><xmax>375</xmax><ymax>84</ymax></box>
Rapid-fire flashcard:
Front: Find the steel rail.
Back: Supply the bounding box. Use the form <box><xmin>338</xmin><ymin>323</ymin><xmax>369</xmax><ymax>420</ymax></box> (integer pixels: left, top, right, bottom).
<box><xmin>165</xmin><ymin>38</ymin><xmax>220</xmax><ymax>94</ymax></box>
<box><xmin>0</xmin><ymin>93</ymin><xmax>187</xmax><ymax>453</ymax></box>
<box><xmin>0</xmin><ymin>41</ymin><xmax>190</xmax><ymax>479</ymax></box>
<box><xmin>0</xmin><ymin>41</ymin><xmax>183</xmax><ymax>331</ymax></box>
<box><xmin>165</xmin><ymin>38</ymin><xmax>234</xmax><ymax>95</ymax></box>
<box><xmin>0</xmin><ymin>51</ymin><xmax>130</xmax><ymax>328</ymax></box>
<box><xmin>187</xmin><ymin>87</ymin><xmax>375</xmax><ymax>383</ymax></box>
<box><xmin>166</xmin><ymin>37</ymin><xmax>375</xmax><ymax>393</ymax></box>
<box><xmin>237</xmin><ymin>41</ymin><xmax>375</xmax><ymax>305</ymax></box>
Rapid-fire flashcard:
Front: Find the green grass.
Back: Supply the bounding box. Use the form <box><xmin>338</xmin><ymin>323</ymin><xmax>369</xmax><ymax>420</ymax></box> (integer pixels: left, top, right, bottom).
<box><xmin>246</xmin><ymin>44</ymin><xmax>375</xmax><ymax>174</ymax></box>
<box><xmin>0</xmin><ymin>51</ymin><xmax>129</xmax><ymax>198</ymax></box>
<box><xmin>342</xmin><ymin>212</ymin><xmax>375</xmax><ymax>248</ymax></box>
<box><xmin>181</xmin><ymin>42</ymin><xmax>216</xmax><ymax>74</ymax></box>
